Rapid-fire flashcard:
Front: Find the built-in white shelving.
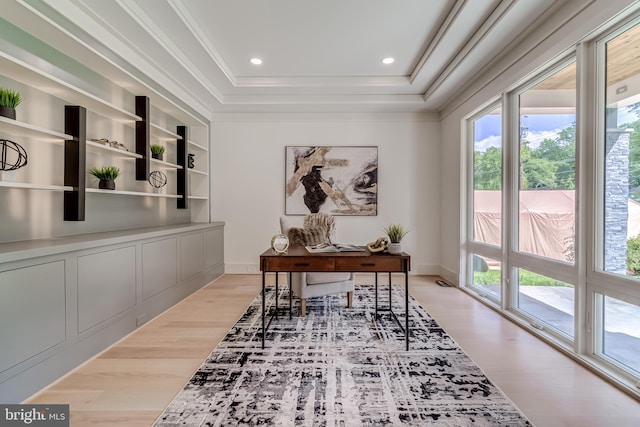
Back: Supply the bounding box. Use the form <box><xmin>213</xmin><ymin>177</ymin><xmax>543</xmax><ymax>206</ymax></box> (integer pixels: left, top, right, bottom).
<box><xmin>0</xmin><ymin>48</ymin><xmax>209</xmax><ymax>222</ymax></box>
<box><xmin>0</xmin><ymin>181</ymin><xmax>72</xmax><ymax>191</ymax></box>
<box><xmin>86</xmin><ymin>188</ymin><xmax>181</xmax><ymax>198</ymax></box>
<box><xmin>151</xmin><ymin>158</ymin><xmax>183</xmax><ymax>169</ymax></box>
<box><xmin>188</xmin><ymin>139</ymin><xmax>207</xmax><ymax>151</ymax></box>
<box><xmin>0</xmin><ymin>53</ymin><xmax>140</xmax><ymax>122</ymax></box>
<box><xmin>188</xmin><ymin>169</ymin><xmax>208</xmax><ymax>176</ymax></box>
<box><xmin>86</xmin><ymin>140</ymin><xmax>142</xmax><ymax>158</ymax></box>
<box><xmin>151</xmin><ymin>123</ymin><xmax>180</xmax><ymax>140</ymax></box>
<box><xmin>0</xmin><ymin>115</ymin><xmax>72</xmax><ymax>141</ymax></box>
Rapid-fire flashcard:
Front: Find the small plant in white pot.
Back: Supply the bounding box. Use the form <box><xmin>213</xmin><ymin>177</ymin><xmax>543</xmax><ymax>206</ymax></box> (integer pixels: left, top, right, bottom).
<box><xmin>384</xmin><ymin>224</ymin><xmax>408</xmax><ymax>255</ymax></box>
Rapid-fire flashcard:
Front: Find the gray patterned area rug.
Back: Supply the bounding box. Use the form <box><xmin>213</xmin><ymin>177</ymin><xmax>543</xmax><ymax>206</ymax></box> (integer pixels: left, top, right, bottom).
<box><xmin>155</xmin><ymin>284</ymin><xmax>532</xmax><ymax>426</ymax></box>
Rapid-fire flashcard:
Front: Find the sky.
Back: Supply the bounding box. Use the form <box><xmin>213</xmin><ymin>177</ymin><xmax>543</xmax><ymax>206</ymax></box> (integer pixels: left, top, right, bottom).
<box><xmin>474</xmin><ymin>113</ymin><xmax>576</xmax><ymax>151</ymax></box>
<box><xmin>474</xmin><ymin>107</ymin><xmax>640</xmax><ymax>151</ymax></box>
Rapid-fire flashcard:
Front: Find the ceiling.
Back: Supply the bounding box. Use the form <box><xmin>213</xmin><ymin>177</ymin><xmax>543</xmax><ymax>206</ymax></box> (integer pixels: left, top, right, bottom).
<box><xmin>4</xmin><ymin>0</ymin><xmax>567</xmax><ymax>117</ymax></box>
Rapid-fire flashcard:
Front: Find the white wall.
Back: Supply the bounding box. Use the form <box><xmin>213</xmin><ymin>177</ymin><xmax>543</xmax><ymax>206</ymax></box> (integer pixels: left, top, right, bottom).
<box><xmin>211</xmin><ymin>112</ymin><xmax>440</xmax><ymax>275</ymax></box>
<box><xmin>438</xmin><ymin>0</ymin><xmax>639</xmax><ymax>284</ymax></box>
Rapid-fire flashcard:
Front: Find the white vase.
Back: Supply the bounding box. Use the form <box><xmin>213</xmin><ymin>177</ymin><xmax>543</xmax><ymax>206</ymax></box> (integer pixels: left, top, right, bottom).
<box><xmin>387</xmin><ymin>243</ymin><xmax>402</xmax><ymax>254</ymax></box>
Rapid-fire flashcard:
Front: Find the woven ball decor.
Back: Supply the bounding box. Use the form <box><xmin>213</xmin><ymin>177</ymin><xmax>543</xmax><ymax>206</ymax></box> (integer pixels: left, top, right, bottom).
<box><xmin>148</xmin><ymin>170</ymin><xmax>167</xmax><ymax>188</ymax></box>
<box><xmin>0</xmin><ymin>139</ymin><xmax>28</xmax><ymax>171</ymax></box>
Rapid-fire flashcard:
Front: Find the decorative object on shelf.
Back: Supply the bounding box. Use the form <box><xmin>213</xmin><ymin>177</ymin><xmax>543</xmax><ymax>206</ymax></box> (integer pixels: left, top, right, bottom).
<box><xmin>150</xmin><ymin>144</ymin><xmax>165</xmax><ymax>161</ymax></box>
<box><xmin>188</xmin><ymin>153</ymin><xmax>195</xmax><ymax>169</ymax></box>
<box><xmin>0</xmin><ymin>86</ymin><xmax>22</xmax><ymax>120</ymax></box>
<box><xmin>366</xmin><ymin>236</ymin><xmax>389</xmax><ymax>253</ymax></box>
<box><xmin>88</xmin><ymin>166</ymin><xmax>120</xmax><ymax>190</ymax></box>
<box><xmin>90</xmin><ymin>138</ymin><xmax>129</xmax><ymax>152</ymax></box>
<box><xmin>148</xmin><ymin>170</ymin><xmax>167</xmax><ymax>189</ymax></box>
<box><xmin>383</xmin><ymin>224</ymin><xmax>409</xmax><ymax>255</ymax></box>
<box><xmin>271</xmin><ymin>233</ymin><xmax>290</xmax><ymax>254</ymax></box>
<box><xmin>285</xmin><ymin>146</ymin><xmax>378</xmax><ymax>216</ymax></box>
<box><xmin>0</xmin><ymin>139</ymin><xmax>28</xmax><ymax>171</ymax></box>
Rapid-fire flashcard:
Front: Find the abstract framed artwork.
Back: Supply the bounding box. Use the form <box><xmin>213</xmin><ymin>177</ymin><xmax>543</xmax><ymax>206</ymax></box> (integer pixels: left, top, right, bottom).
<box><xmin>285</xmin><ymin>146</ymin><xmax>378</xmax><ymax>215</ymax></box>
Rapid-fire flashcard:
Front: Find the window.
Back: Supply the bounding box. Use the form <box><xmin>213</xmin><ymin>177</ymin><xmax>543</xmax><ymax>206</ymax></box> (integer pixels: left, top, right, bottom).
<box><xmin>600</xmin><ymin>294</ymin><xmax>640</xmax><ymax>375</ymax></box>
<box><xmin>517</xmin><ymin>268</ymin><xmax>574</xmax><ymax>337</ymax></box>
<box><xmin>470</xmin><ymin>254</ymin><xmax>501</xmax><ymax>301</ymax></box>
<box><xmin>468</xmin><ymin>106</ymin><xmax>503</xmax><ymax>303</ymax></box>
<box><xmin>603</xmin><ymin>22</ymin><xmax>640</xmax><ymax>278</ymax></box>
<box><xmin>518</xmin><ymin>63</ymin><xmax>576</xmax><ymax>263</ymax></box>
<box><xmin>473</xmin><ymin>107</ymin><xmax>502</xmax><ymax>246</ymax></box>
<box><xmin>463</xmin><ymin>14</ymin><xmax>640</xmax><ymax>394</ymax></box>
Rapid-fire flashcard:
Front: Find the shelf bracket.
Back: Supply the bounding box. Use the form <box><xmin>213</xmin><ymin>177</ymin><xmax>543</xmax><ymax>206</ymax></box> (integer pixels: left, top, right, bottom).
<box><xmin>63</xmin><ymin>105</ymin><xmax>86</xmax><ymax>221</ymax></box>
<box><xmin>177</xmin><ymin>125</ymin><xmax>188</xmax><ymax>209</ymax></box>
<box><xmin>135</xmin><ymin>96</ymin><xmax>150</xmax><ymax>180</ymax></box>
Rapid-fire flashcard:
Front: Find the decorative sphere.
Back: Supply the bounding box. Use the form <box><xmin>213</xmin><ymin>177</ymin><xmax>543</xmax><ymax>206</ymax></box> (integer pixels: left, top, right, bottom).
<box><xmin>0</xmin><ymin>139</ymin><xmax>28</xmax><ymax>171</ymax></box>
<box><xmin>271</xmin><ymin>233</ymin><xmax>289</xmax><ymax>254</ymax></box>
<box><xmin>148</xmin><ymin>170</ymin><xmax>167</xmax><ymax>188</ymax></box>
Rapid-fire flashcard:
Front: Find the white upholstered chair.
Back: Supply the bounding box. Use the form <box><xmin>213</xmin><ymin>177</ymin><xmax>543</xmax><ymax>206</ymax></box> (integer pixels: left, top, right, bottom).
<box><xmin>280</xmin><ymin>214</ymin><xmax>355</xmax><ymax>316</ymax></box>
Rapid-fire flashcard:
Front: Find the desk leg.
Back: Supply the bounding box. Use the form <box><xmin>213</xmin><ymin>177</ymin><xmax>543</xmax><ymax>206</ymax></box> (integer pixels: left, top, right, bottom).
<box><xmin>275</xmin><ymin>273</ymin><xmax>279</xmax><ymax>320</ymax></box>
<box><xmin>289</xmin><ymin>272</ymin><xmax>292</xmax><ymax>320</ymax></box>
<box><xmin>375</xmin><ymin>272</ymin><xmax>378</xmax><ymax>318</ymax></box>
<box><xmin>405</xmin><ymin>259</ymin><xmax>409</xmax><ymax>351</ymax></box>
<box><xmin>261</xmin><ymin>260</ymin><xmax>266</xmax><ymax>349</ymax></box>
<box><xmin>388</xmin><ymin>272</ymin><xmax>392</xmax><ymax>308</ymax></box>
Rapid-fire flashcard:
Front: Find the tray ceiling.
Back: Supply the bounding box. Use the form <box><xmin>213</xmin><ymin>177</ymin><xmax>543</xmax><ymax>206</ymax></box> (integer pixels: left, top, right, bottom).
<box><xmin>4</xmin><ymin>0</ymin><xmax>565</xmax><ymax>116</ymax></box>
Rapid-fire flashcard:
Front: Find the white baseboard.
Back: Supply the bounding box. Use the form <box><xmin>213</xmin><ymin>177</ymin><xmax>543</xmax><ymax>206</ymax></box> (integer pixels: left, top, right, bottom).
<box><xmin>438</xmin><ymin>265</ymin><xmax>459</xmax><ymax>286</ymax></box>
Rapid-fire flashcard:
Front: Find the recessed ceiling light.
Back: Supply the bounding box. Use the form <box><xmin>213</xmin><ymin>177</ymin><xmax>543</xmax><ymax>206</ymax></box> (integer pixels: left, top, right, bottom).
<box><xmin>250</xmin><ymin>58</ymin><xmax>262</xmax><ymax>65</ymax></box>
<box><xmin>382</xmin><ymin>57</ymin><xmax>395</xmax><ymax>65</ymax></box>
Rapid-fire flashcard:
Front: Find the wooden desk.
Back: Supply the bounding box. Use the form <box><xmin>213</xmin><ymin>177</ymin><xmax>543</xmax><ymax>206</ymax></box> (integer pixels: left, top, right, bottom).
<box><xmin>259</xmin><ymin>246</ymin><xmax>411</xmax><ymax>349</ymax></box>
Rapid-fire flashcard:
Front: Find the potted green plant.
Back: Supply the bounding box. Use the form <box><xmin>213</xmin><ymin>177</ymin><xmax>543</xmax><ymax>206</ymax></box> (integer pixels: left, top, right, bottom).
<box><xmin>89</xmin><ymin>166</ymin><xmax>120</xmax><ymax>190</ymax></box>
<box><xmin>384</xmin><ymin>224</ymin><xmax>409</xmax><ymax>255</ymax></box>
<box><xmin>150</xmin><ymin>144</ymin><xmax>165</xmax><ymax>161</ymax></box>
<box><xmin>0</xmin><ymin>86</ymin><xmax>22</xmax><ymax>120</ymax></box>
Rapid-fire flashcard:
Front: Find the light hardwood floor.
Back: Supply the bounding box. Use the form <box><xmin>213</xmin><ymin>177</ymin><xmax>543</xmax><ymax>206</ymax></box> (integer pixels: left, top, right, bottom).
<box><xmin>25</xmin><ymin>274</ymin><xmax>640</xmax><ymax>426</ymax></box>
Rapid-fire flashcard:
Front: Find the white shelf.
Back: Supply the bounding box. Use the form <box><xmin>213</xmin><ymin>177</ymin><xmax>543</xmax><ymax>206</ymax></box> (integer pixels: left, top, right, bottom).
<box><xmin>0</xmin><ymin>115</ymin><xmax>72</xmax><ymax>141</ymax></box>
<box><xmin>188</xmin><ymin>195</ymin><xmax>208</xmax><ymax>200</ymax></box>
<box><xmin>86</xmin><ymin>140</ymin><xmax>142</xmax><ymax>158</ymax></box>
<box><xmin>150</xmin><ymin>158</ymin><xmax>183</xmax><ymax>169</ymax></box>
<box><xmin>0</xmin><ymin>52</ymin><xmax>140</xmax><ymax>122</ymax></box>
<box><xmin>151</xmin><ymin>123</ymin><xmax>180</xmax><ymax>140</ymax></box>
<box><xmin>0</xmin><ymin>181</ymin><xmax>72</xmax><ymax>191</ymax></box>
<box><xmin>86</xmin><ymin>188</ymin><xmax>182</xmax><ymax>198</ymax></box>
<box><xmin>188</xmin><ymin>169</ymin><xmax>208</xmax><ymax>176</ymax></box>
<box><xmin>188</xmin><ymin>140</ymin><xmax>208</xmax><ymax>151</ymax></box>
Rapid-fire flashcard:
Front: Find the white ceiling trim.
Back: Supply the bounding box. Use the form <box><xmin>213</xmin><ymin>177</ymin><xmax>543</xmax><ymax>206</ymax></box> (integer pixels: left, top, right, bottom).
<box><xmin>67</xmin><ymin>0</ymin><xmax>212</xmax><ymax>109</ymax></box>
<box><xmin>115</xmin><ymin>0</ymin><xmax>225</xmax><ymax>103</ymax></box>
<box><xmin>167</xmin><ymin>0</ymin><xmax>237</xmax><ymax>89</ymax></box>
<box><xmin>422</xmin><ymin>0</ymin><xmax>517</xmax><ymax>101</ymax></box>
<box><xmin>409</xmin><ymin>0</ymin><xmax>467</xmax><ymax>85</ymax></box>
<box><xmin>223</xmin><ymin>93</ymin><xmax>426</xmax><ymax>106</ymax></box>
<box><xmin>233</xmin><ymin>75</ymin><xmax>411</xmax><ymax>89</ymax></box>
<box><xmin>439</xmin><ymin>0</ymin><xmax>599</xmax><ymax>119</ymax></box>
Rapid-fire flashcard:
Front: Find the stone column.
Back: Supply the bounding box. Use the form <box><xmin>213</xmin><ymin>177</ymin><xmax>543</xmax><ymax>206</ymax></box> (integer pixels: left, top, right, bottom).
<box><xmin>604</xmin><ymin>129</ymin><xmax>631</xmax><ymax>273</ymax></box>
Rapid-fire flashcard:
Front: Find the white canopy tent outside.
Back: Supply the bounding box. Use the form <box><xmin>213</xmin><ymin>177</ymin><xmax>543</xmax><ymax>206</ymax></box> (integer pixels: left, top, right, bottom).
<box><xmin>473</xmin><ymin>190</ymin><xmax>640</xmax><ymax>262</ymax></box>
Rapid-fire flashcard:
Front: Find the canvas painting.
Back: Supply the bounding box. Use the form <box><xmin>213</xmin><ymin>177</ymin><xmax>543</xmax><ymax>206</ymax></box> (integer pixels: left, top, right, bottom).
<box><xmin>285</xmin><ymin>146</ymin><xmax>378</xmax><ymax>215</ymax></box>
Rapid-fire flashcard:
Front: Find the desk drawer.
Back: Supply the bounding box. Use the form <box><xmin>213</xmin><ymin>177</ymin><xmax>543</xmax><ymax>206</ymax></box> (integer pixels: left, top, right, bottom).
<box><xmin>335</xmin><ymin>257</ymin><xmax>405</xmax><ymax>272</ymax></box>
<box><xmin>266</xmin><ymin>257</ymin><xmax>335</xmax><ymax>271</ymax></box>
